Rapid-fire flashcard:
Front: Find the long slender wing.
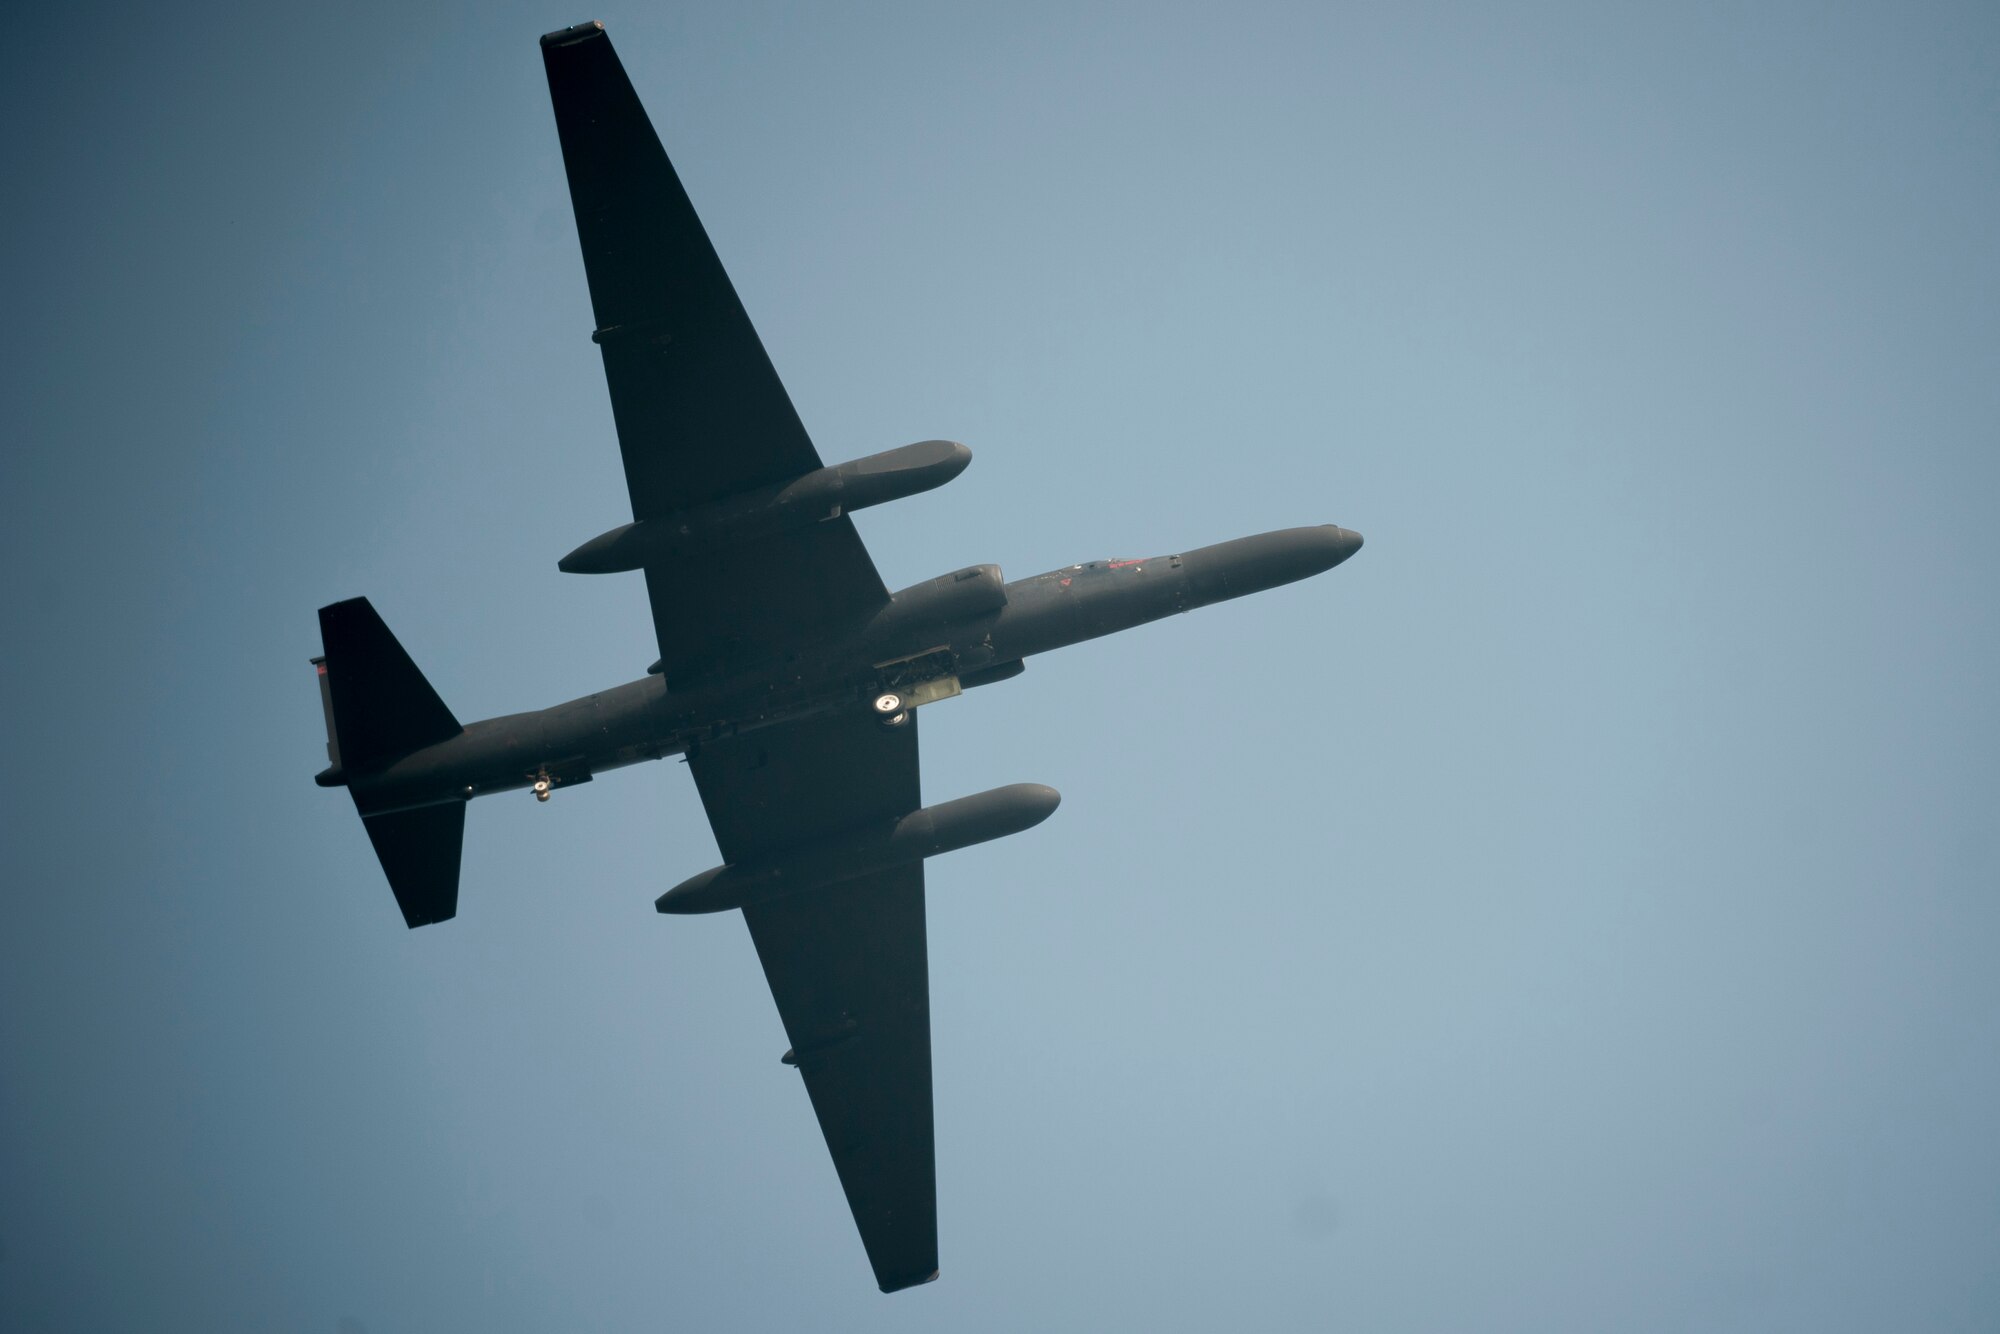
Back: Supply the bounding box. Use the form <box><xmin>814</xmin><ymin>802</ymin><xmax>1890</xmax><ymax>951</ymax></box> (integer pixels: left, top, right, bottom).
<box><xmin>688</xmin><ymin>710</ymin><xmax>939</xmax><ymax>1293</ymax></box>
<box><xmin>540</xmin><ymin>24</ymin><xmax>888</xmax><ymax>684</ymax></box>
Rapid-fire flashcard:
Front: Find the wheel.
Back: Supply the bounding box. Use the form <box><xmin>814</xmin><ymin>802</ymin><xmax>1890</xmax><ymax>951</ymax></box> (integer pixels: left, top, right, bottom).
<box><xmin>878</xmin><ymin>710</ymin><xmax>910</xmax><ymax>728</ymax></box>
<box><xmin>872</xmin><ymin>691</ymin><xmax>904</xmax><ymax>716</ymax></box>
<box><xmin>533</xmin><ymin>776</ymin><xmax>552</xmax><ymax>802</ymax></box>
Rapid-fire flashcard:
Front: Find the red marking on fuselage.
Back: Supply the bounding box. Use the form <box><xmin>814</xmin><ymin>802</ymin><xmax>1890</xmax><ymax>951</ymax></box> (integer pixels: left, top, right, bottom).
<box><xmin>1108</xmin><ymin>558</ymin><xmax>1145</xmax><ymax>569</ymax></box>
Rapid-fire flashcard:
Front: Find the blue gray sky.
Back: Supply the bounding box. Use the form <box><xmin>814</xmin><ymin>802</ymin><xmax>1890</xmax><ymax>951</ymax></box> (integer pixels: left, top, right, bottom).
<box><xmin>5</xmin><ymin>2</ymin><xmax>1997</xmax><ymax>1330</ymax></box>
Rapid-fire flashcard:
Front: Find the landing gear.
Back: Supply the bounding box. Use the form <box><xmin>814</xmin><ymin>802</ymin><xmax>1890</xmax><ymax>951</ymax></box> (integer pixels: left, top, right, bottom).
<box><xmin>872</xmin><ymin>691</ymin><xmax>909</xmax><ymax>728</ymax></box>
<box><xmin>525</xmin><ymin>763</ymin><xmax>594</xmax><ymax>802</ymax></box>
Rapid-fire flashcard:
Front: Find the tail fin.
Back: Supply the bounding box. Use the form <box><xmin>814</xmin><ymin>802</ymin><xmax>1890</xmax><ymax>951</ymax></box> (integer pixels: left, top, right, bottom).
<box><xmin>316</xmin><ymin>598</ymin><xmax>462</xmax><ymax>773</ymax></box>
<box><xmin>316</xmin><ymin>598</ymin><xmax>467</xmax><ymax>928</ymax></box>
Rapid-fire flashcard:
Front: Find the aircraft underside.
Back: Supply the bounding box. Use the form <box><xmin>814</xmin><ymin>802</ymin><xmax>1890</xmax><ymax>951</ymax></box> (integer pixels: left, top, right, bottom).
<box><xmin>311</xmin><ymin>20</ymin><xmax>1360</xmax><ymax>1293</ymax></box>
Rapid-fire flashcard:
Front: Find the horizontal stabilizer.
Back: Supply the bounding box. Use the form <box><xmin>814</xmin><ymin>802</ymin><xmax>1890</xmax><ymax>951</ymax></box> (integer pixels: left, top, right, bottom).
<box><xmin>318</xmin><ymin>598</ymin><xmax>462</xmax><ymax>773</ymax></box>
<box><xmin>361</xmin><ymin>801</ymin><xmax>466</xmax><ymax>928</ymax></box>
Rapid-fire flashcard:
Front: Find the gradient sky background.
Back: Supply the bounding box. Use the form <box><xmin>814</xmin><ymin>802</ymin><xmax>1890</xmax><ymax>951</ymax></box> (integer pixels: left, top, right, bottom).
<box><xmin>5</xmin><ymin>2</ymin><xmax>1997</xmax><ymax>1330</ymax></box>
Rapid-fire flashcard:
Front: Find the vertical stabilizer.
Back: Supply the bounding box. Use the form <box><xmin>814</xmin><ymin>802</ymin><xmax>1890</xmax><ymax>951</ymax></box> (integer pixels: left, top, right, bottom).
<box><xmin>317</xmin><ymin>598</ymin><xmax>462</xmax><ymax>773</ymax></box>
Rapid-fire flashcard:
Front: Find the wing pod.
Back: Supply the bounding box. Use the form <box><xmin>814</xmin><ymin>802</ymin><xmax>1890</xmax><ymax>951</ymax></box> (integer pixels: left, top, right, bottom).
<box><xmin>560</xmin><ymin>440</ymin><xmax>971</xmax><ymax>573</ymax></box>
<box><xmin>657</xmin><ymin>782</ymin><xmax>1060</xmax><ymax>915</ymax></box>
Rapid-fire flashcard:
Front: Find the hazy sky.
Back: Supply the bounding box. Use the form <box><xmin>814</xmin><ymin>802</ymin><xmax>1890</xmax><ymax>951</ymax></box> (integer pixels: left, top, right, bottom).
<box><xmin>5</xmin><ymin>2</ymin><xmax>1997</xmax><ymax>1330</ymax></box>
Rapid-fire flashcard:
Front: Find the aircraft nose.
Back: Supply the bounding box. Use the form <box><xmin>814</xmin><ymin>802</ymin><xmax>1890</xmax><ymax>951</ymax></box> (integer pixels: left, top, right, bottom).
<box><xmin>1173</xmin><ymin>524</ymin><xmax>1364</xmax><ymax>601</ymax></box>
<box><xmin>1319</xmin><ymin>524</ymin><xmax>1364</xmax><ymax>569</ymax></box>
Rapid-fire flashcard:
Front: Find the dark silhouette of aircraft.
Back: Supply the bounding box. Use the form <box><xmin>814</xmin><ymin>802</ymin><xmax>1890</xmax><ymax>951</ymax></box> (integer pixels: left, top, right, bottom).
<box><xmin>311</xmin><ymin>21</ymin><xmax>1362</xmax><ymax>1293</ymax></box>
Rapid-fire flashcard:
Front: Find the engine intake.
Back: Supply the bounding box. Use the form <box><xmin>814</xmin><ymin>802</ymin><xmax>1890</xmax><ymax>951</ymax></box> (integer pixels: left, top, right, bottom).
<box><xmin>864</xmin><ymin>564</ymin><xmax>1008</xmax><ymax>652</ymax></box>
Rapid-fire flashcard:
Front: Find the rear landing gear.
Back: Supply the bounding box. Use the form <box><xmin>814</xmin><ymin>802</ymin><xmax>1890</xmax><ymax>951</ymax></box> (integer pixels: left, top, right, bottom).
<box><xmin>533</xmin><ymin>774</ymin><xmax>552</xmax><ymax>802</ymax></box>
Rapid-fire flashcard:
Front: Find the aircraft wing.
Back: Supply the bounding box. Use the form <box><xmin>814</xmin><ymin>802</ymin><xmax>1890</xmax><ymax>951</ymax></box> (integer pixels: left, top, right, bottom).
<box><xmin>541</xmin><ymin>25</ymin><xmax>889</xmax><ymax>685</ymax></box>
<box><xmin>688</xmin><ymin>709</ymin><xmax>939</xmax><ymax>1293</ymax></box>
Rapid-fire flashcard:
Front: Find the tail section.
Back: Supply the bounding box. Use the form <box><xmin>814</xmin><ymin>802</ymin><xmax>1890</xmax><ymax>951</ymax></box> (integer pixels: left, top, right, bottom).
<box><xmin>311</xmin><ymin>655</ymin><xmax>341</xmax><ymax>779</ymax></box>
<box><xmin>315</xmin><ymin>598</ymin><xmax>467</xmax><ymax>928</ymax></box>
<box><xmin>361</xmin><ymin>803</ymin><xmax>467</xmax><ymax>928</ymax></box>
<box><xmin>317</xmin><ymin>598</ymin><xmax>462</xmax><ymax>773</ymax></box>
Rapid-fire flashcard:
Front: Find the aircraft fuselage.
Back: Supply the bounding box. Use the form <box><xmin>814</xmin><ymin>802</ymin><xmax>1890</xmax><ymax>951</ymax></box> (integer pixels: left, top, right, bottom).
<box><xmin>327</xmin><ymin>524</ymin><xmax>1360</xmax><ymax>817</ymax></box>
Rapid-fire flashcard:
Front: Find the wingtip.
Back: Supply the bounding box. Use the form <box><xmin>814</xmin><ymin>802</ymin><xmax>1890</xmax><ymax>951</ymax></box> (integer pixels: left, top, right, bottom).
<box><xmin>539</xmin><ymin>20</ymin><xmax>605</xmax><ymax>48</ymax></box>
<box><xmin>877</xmin><ymin>1268</ymin><xmax>941</xmax><ymax>1294</ymax></box>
